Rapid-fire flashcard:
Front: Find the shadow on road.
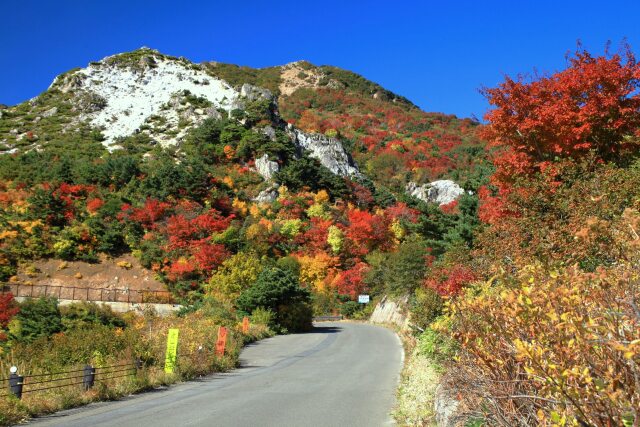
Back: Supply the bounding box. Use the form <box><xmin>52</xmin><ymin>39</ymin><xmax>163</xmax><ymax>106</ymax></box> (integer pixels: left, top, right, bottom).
<box><xmin>308</xmin><ymin>324</ymin><xmax>342</xmax><ymax>334</ymax></box>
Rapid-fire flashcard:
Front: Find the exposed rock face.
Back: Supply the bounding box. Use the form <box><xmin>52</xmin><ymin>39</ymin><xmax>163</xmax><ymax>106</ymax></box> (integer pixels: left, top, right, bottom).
<box><xmin>253</xmin><ymin>185</ymin><xmax>280</xmax><ymax>203</ymax></box>
<box><xmin>240</xmin><ymin>83</ymin><xmax>273</xmax><ymax>102</ymax></box>
<box><xmin>42</xmin><ymin>106</ymin><xmax>58</xmax><ymax>118</ymax></box>
<box><xmin>278</xmin><ymin>61</ymin><xmax>339</xmax><ymax>96</ymax></box>
<box><xmin>52</xmin><ymin>53</ymin><xmax>241</xmax><ymax>148</ymax></box>
<box><xmin>406</xmin><ymin>180</ymin><xmax>465</xmax><ymax>205</ymax></box>
<box><xmin>369</xmin><ymin>295</ymin><xmax>409</xmax><ymax>329</ymax></box>
<box><xmin>291</xmin><ymin>128</ymin><xmax>360</xmax><ymax>177</ymax></box>
<box><xmin>41</xmin><ymin>49</ymin><xmax>363</xmax><ymax>182</ymax></box>
<box><xmin>255</xmin><ymin>153</ymin><xmax>279</xmax><ymax>180</ymax></box>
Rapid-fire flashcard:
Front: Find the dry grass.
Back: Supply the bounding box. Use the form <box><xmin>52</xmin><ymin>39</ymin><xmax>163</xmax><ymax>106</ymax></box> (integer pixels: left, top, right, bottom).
<box><xmin>393</xmin><ymin>342</ymin><xmax>440</xmax><ymax>426</ymax></box>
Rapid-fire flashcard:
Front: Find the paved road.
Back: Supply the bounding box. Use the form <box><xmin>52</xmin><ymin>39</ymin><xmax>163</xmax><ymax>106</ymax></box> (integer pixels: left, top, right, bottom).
<box><xmin>28</xmin><ymin>322</ymin><xmax>404</xmax><ymax>427</ymax></box>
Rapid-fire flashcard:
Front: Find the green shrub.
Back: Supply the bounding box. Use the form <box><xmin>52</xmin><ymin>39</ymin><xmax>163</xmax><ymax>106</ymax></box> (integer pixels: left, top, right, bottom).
<box><xmin>340</xmin><ymin>301</ymin><xmax>361</xmax><ymax>318</ymax></box>
<box><xmin>410</xmin><ymin>287</ymin><xmax>443</xmax><ymax>330</ymax></box>
<box><xmin>249</xmin><ymin>307</ymin><xmax>275</xmax><ymax>328</ymax></box>
<box><xmin>60</xmin><ymin>302</ymin><xmax>127</xmax><ymax>330</ymax></box>
<box><xmin>417</xmin><ymin>327</ymin><xmax>457</xmax><ymax>368</ymax></box>
<box><xmin>11</xmin><ymin>297</ymin><xmax>62</xmax><ymax>343</ymax></box>
<box><xmin>277</xmin><ymin>301</ymin><xmax>313</xmax><ymax>333</ymax></box>
<box><xmin>237</xmin><ymin>267</ymin><xmax>312</xmax><ymax>332</ymax></box>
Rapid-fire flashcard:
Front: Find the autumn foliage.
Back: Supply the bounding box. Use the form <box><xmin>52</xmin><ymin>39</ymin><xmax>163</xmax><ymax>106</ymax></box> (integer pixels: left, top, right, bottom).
<box><xmin>482</xmin><ymin>47</ymin><xmax>640</xmax><ymax>183</ymax></box>
<box><xmin>440</xmin><ymin>47</ymin><xmax>640</xmax><ymax>426</ymax></box>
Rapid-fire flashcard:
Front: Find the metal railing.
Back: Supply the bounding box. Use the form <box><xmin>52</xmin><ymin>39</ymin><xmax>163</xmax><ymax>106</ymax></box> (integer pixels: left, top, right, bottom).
<box><xmin>0</xmin><ymin>338</ymin><xmax>232</xmax><ymax>399</ymax></box>
<box><xmin>1</xmin><ymin>283</ymin><xmax>175</xmax><ymax>304</ymax></box>
<box><xmin>313</xmin><ymin>315</ymin><xmax>344</xmax><ymax>322</ymax></box>
<box><xmin>0</xmin><ymin>361</ymin><xmax>140</xmax><ymax>399</ymax></box>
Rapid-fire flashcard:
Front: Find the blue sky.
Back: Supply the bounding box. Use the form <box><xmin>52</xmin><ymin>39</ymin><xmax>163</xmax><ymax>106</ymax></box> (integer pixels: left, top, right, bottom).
<box><xmin>1</xmin><ymin>0</ymin><xmax>639</xmax><ymax>118</ymax></box>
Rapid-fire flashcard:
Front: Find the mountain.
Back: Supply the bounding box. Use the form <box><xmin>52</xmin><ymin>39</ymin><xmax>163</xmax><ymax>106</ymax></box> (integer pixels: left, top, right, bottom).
<box><xmin>0</xmin><ymin>48</ymin><xmax>488</xmax><ymax>199</ymax></box>
<box><xmin>0</xmin><ymin>48</ymin><xmax>490</xmax><ymax>304</ymax></box>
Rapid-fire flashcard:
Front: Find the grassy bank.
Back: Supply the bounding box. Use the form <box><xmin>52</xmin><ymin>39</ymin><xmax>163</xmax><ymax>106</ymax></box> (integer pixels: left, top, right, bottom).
<box><xmin>393</xmin><ymin>326</ymin><xmax>456</xmax><ymax>426</ymax></box>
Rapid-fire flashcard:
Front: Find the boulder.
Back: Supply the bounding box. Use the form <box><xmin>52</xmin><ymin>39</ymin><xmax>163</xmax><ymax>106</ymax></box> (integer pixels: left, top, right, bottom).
<box><xmin>262</xmin><ymin>125</ymin><xmax>276</xmax><ymax>141</ymax></box>
<box><xmin>406</xmin><ymin>180</ymin><xmax>465</xmax><ymax>206</ymax></box>
<box><xmin>435</xmin><ymin>382</ymin><xmax>461</xmax><ymax>427</ymax></box>
<box><xmin>253</xmin><ymin>185</ymin><xmax>279</xmax><ymax>203</ymax></box>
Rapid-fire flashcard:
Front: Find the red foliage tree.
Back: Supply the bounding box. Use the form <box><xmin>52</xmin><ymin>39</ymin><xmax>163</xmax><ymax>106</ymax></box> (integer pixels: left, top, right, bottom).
<box><xmin>295</xmin><ymin>218</ymin><xmax>332</xmax><ymax>253</ymax></box>
<box><xmin>334</xmin><ymin>261</ymin><xmax>370</xmax><ymax>298</ymax></box>
<box><xmin>86</xmin><ymin>198</ymin><xmax>105</xmax><ymax>214</ymax></box>
<box><xmin>0</xmin><ymin>293</ymin><xmax>19</xmax><ymax>341</ymax></box>
<box><xmin>166</xmin><ymin>210</ymin><xmax>231</xmax><ymax>250</ymax></box>
<box><xmin>123</xmin><ymin>198</ymin><xmax>172</xmax><ymax>228</ymax></box>
<box><xmin>191</xmin><ymin>241</ymin><xmax>229</xmax><ymax>272</ymax></box>
<box><xmin>425</xmin><ymin>265</ymin><xmax>478</xmax><ymax>297</ymax></box>
<box><xmin>344</xmin><ymin>209</ymin><xmax>391</xmax><ymax>256</ymax></box>
<box><xmin>167</xmin><ymin>259</ymin><xmax>197</xmax><ymax>281</ymax></box>
<box><xmin>482</xmin><ymin>47</ymin><xmax>640</xmax><ymax>183</ymax></box>
<box><xmin>384</xmin><ymin>202</ymin><xmax>420</xmax><ymax>223</ymax></box>
<box><xmin>440</xmin><ymin>200</ymin><xmax>459</xmax><ymax>215</ymax></box>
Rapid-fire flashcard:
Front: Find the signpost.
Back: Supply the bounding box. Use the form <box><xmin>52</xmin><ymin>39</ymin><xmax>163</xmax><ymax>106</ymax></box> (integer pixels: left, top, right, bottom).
<box><xmin>358</xmin><ymin>294</ymin><xmax>370</xmax><ymax>304</ymax></box>
<box><xmin>164</xmin><ymin>328</ymin><xmax>179</xmax><ymax>373</ymax></box>
<box><xmin>215</xmin><ymin>326</ymin><xmax>228</xmax><ymax>357</ymax></box>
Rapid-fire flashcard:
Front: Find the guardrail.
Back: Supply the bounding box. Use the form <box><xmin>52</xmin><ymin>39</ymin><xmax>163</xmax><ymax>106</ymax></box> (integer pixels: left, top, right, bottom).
<box><xmin>1</xmin><ymin>283</ymin><xmax>175</xmax><ymax>304</ymax></box>
<box><xmin>313</xmin><ymin>315</ymin><xmax>343</xmax><ymax>322</ymax></box>
<box><xmin>0</xmin><ymin>361</ymin><xmax>140</xmax><ymax>399</ymax></box>
<box><xmin>0</xmin><ymin>325</ymin><xmax>234</xmax><ymax>400</ymax></box>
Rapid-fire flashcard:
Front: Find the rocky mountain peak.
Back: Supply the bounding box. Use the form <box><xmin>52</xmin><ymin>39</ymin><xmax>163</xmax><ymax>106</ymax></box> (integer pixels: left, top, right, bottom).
<box><xmin>50</xmin><ymin>50</ymin><xmax>242</xmax><ymax>148</ymax></box>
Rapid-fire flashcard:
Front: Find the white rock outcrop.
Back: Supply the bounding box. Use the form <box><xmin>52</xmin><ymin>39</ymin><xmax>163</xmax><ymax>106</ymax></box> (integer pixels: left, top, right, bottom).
<box><xmin>240</xmin><ymin>83</ymin><xmax>273</xmax><ymax>102</ymax></box>
<box><xmin>255</xmin><ymin>153</ymin><xmax>279</xmax><ymax>181</ymax></box>
<box><xmin>45</xmin><ymin>50</ymin><xmax>363</xmax><ymax>182</ymax></box>
<box><xmin>406</xmin><ymin>180</ymin><xmax>465</xmax><ymax>206</ymax></box>
<box><xmin>52</xmin><ymin>53</ymin><xmax>241</xmax><ymax>148</ymax></box>
<box><xmin>291</xmin><ymin>128</ymin><xmax>360</xmax><ymax>177</ymax></box>
<box><xmin>253</xmin><ymin>185</ymin><xmax>280</xmax><ymax>203</ymax></box>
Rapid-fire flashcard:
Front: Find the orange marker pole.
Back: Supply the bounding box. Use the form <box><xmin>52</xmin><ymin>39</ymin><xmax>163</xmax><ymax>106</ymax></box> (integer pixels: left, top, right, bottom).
<box><xmin>242</xmin><ymin>316</ymin><xmax>249</xmax><ymax>334</ymax></box>
<box><xmin>215</xmin><ymin>326</ymin><xmax>228</xmax><ymax>357</ymax></box>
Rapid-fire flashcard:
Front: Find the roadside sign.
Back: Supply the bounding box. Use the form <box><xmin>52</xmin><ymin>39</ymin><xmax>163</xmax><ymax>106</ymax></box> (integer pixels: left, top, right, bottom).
<box><xmin>164</xmin><ymin>328</ymin><xmax>179</xmax><ymax>373</ymax></box>
<box><xmin>358</xmin><ymin>294</ymin><xmax>370</xmax><ymax>304</ymax></box>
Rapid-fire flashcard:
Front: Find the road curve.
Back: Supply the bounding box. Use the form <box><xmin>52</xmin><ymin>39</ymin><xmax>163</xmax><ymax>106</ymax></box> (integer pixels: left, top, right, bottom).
<box><xmin>28</xmin><ymin>322</ymin><xmax>404</xmax><ymax>427</ymax></box>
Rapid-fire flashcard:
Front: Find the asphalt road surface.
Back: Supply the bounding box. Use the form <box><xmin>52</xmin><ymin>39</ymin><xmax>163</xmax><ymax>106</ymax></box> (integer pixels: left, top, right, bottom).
<box><xmin>28</xmin><ymin>322</ymin><xmax>404</xmax><ymax>427</ymax></box>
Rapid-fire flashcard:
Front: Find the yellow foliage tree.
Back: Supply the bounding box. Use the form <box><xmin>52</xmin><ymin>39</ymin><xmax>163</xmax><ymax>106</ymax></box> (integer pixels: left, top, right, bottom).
<box><xmin>206</xmin><ymin>252</ymin><xmax>264</xmax><ymax>303</ymax></box>
<box><xmin>295</xmin><ymin>252</ymin><xmax>339</xmax><ymax>292</ymax></box>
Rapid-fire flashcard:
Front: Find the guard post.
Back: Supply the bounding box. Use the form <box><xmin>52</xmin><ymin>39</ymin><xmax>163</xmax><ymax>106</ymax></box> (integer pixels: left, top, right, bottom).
<box><xmin>83</xmin><ymin>365</ymin><xmax>96</xmax><ymax>391</ymax></box>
